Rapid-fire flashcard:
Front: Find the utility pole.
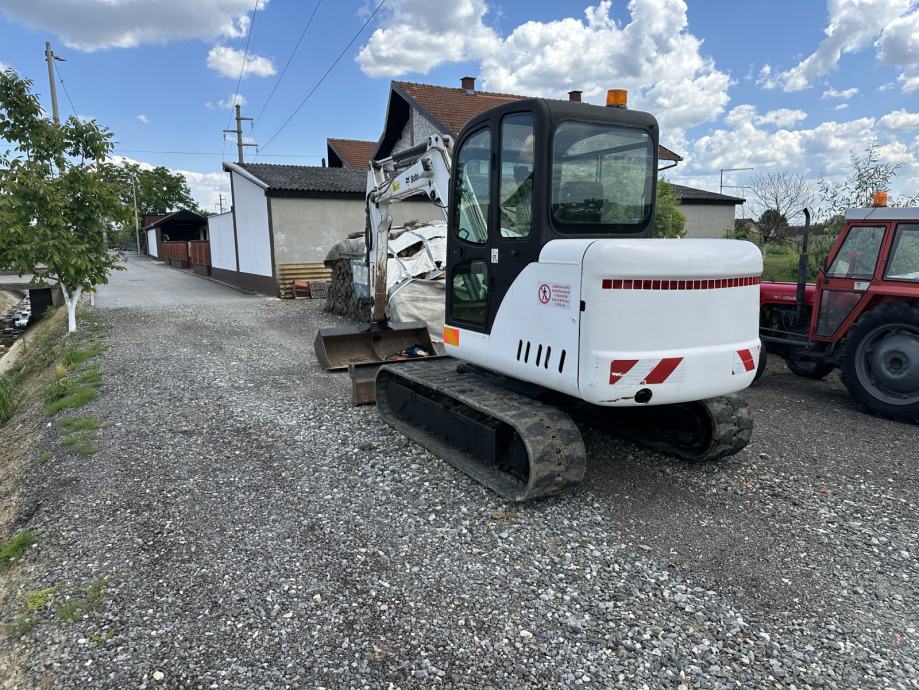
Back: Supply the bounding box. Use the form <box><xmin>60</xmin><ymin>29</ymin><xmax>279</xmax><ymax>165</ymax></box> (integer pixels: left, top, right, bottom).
<box><xmin>44</xmin><ymin>41</ymin><xmax>62</xmax><ymax>125</ymax></box>
<box><xmin>218</xmin><ymin>193</ymin><xmax>225</xmax><ymax>214</ymax></box>
<box><xmin>223</xmin><ymin>104</ymin><xmax>256</xmax><ymax>164</ymax></box>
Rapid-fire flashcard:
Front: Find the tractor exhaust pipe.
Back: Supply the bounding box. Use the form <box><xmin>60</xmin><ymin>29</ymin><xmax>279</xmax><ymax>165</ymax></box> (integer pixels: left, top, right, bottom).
<box><xmin>795</xmin><ymin>208</ymin><xmax>810</xmax><ymax>322</ymax></box>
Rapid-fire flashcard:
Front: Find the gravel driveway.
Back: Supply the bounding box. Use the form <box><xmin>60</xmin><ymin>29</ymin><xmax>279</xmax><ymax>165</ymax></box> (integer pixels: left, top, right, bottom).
<box><xmin>2</xmin><ymin>256</ymin><xmax>917</xmax><ymax>689</ymax></box>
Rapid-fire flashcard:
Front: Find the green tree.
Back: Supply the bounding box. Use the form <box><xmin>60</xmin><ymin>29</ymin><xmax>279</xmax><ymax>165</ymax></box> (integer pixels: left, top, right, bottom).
<box><xmin>654</xmin><ymin>180</ymin><xmax>686</xmax><ymax>238</ymax></box>
<box><xmin>757</xmin><ymin>208</ymin><xmax>788</xmax><ymax>244</ymax></box>
<box><xmin>102</xmin><ymin>163</ymin><xmax>198</xmax><ymax>217</ymax></box>
<box><xmin>0</xmin><ymin>69</ymin><xmax>127</xmax><ymax>332</ymax></box>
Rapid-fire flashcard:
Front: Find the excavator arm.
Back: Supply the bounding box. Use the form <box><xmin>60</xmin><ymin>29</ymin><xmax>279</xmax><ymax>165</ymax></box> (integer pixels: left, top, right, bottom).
<box><xmin>366</xmin><ymin>134</ymin><xmax>453</xmax><ymax>322</ymax></box>
<box><xmin>313</xmin><ymin>135</ymin><xmax>453</xmax><ymax>371</ymax></box>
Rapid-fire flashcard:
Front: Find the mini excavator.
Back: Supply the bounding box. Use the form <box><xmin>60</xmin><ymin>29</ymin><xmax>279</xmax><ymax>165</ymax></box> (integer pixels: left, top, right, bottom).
<box><xmin>316</xmin><ymin>90</ymin><xmax>763</xmax><ymax>501</ymax></box>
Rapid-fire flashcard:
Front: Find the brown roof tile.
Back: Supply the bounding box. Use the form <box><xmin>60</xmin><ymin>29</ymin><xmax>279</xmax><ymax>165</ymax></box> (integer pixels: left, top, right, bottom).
<box><xmin>327</xmin><ymin>138</ymin><xmax>377</xmax><ymax>169</ymax></box>
<box><xmin>393</xmin><ymin>81</ymin><xmax>683</xmax><ymax>163</ymax></box>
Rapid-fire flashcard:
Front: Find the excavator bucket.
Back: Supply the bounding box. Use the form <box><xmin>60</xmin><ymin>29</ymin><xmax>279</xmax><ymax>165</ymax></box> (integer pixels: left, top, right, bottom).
<box><xmin>313</xmin><ymin>321</ymin><xmax>435</xmax><ymax>371</ymax></box>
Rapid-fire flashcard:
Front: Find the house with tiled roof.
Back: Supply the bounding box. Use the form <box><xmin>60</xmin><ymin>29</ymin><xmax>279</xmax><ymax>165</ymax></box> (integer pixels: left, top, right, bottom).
<box><xmin>375</xmin><ymin>77</ymin><xmax>684</xmax><ymax>166</ymax></box>
<box><xmin>326</xmin><ymin>138</ymin><xmax>377</xmax><ymax>170</ymax></box>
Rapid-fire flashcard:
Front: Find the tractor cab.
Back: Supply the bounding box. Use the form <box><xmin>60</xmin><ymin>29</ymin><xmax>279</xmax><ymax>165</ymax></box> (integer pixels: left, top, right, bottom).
<box><xmin>759</xmin><ymin>198</ymin><xmax>919</xmax><ymax>422</ymax></box>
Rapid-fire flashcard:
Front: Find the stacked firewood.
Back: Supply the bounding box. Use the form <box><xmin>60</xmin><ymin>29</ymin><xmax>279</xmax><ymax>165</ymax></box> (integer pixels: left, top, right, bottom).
<box><xmin>324</xmin><ymin>259</ymin><xmax>370</xmax><ymax>321</ymax></box>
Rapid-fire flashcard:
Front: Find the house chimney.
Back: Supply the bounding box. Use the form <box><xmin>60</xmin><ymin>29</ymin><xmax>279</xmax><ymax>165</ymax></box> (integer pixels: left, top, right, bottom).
<box><xmin>461</xmin><ymin>76</ymin><xmax>476</xmax><ymax>94</ymax></box>
<box><xmin>321</xmin><ymin>157</ymin><xmax>326</xmax><ymax>167</ymax></box>
<box><xmin>568</xmin><ymin>90</ymin><xmax>582</xmax><ymax>102</ymax></box>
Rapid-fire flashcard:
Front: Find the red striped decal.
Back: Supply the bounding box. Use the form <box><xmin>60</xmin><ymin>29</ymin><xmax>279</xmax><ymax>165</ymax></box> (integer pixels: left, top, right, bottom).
<box><xmin>737</xmin><ymin>349</ymin><xmax>755</xmax><ymax>372</ymax></box>
<box><xmin>641</xmin><ymin>357</ymin><xmax>684</xmax><ymax>384</ymax></box>
<box><xmin>600</xmin><ymin>276</ymin><xmax>760</xmax><ymax>290</ymax></box>
<box><xmin>609</xmin><ymin>359</ymin><xmax>640</xmax><ymax>384</ymax></box>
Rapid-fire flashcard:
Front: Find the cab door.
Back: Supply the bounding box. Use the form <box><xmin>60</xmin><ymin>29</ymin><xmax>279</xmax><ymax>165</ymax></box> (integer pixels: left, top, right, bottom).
<box><xmin>446</xmin><ymin>108</ymin><xmax>544</xmax><ymax>334</ymax></box>
<box><xmin>812</xmin><ymin>223</ymin><xmax>888</xmax><ymax>340</ymax></box>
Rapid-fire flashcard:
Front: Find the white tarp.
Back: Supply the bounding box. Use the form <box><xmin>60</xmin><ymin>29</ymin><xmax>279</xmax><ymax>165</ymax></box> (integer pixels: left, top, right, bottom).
<box><xmin>386</xmin><ymin>278</ymin><xmax>446</xmax><ymax>342</ymax></box>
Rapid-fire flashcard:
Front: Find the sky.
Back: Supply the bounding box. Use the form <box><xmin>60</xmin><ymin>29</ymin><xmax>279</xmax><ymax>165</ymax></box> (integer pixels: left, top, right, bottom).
<box><xmin>1</xmin><ymin>0</ymin><xmax>917</xmax><ymax>217</ymax></box>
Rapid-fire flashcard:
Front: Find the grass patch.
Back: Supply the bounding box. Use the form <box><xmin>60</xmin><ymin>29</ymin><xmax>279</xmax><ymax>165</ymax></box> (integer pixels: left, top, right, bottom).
<box><xmin>6</xmin><ymin>616</ymin><xmax>36</xmax><ymax>637</ymax></box>
<box><xmin>38</xmin><ymin>451</ymin><xmax>51</xmax><ymax>464</ymax></box>
<box><xmin>44</xmin><ymin>378</ymin><xmax>98</xmax><ymax>415</ymax></box>
<box><xmin>81</xmin><ymin>577</ymin><xmax>108</xmax><ymax>609</ymax></box>
<box><xmin>58</xmin><ymin>415</ymin><xmax>101</xmax><ymax>433</ymax></box>
<box><xmin>0</xmin><ymin>530</ymin><xmax>38</xmax><ymax>569</ymax></box>
<box><xmin>55</xmin><ymin>601</ymin><xmax>84</xmax><ymax>622</ymax></box>
<box><xmin>61</xmin><ymin>340</ymin><xmax>105</xmax><ymax>369</ymax></box>
<box><xmin>0</xmin><ymin>373</ymin><xmax>19</xmax><ymax>425</ymax></box>
<box><xmin>60</xmin><ymin>432</ymin><xmax>98</xmax><ymax>456</ymax></box>
<box><xmin>22</xmin><ymin>586</ymin><xmax>57</xmax><ymax>612</ymax></box>
<box><xmin>74</xmin><ymin>368</ymin><xmax>102</xmax><ymax>386</ymax></box>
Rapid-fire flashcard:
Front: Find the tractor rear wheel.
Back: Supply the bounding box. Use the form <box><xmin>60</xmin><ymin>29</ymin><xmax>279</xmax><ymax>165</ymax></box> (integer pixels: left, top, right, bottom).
<box><xmin>840</xmin><ymin>302</ymin><xmax>919</xmax><ymax>422</ymax></box>
<box><xmin>785</xmin><ymin>358</ymin><xmax>834</xmax><ymax>380</ymax></box>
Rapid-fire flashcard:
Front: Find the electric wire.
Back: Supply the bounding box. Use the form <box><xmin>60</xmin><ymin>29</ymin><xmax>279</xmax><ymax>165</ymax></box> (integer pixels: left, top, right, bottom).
<box><xmin>53</xmin><ymin>62</ymin><xmax>77</xmax><ymax>118</ymax></box>
<box><xmin>260</xmin><ymin>0</ymin><xmax>387</xmax><ymax>152</ymax></box>
<box><xmin>114</xmin><ymin>148</ymin><xmax>323</xmax><ymax>158</ymax></box>
<box><xmin>253</xmin><ymin>0</ymin><xmax>323</xmax><ymax>125</ymax></box>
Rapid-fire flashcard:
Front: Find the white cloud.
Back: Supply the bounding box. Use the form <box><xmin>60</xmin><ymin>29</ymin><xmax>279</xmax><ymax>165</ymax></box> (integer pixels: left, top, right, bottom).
<box><xmin>0</xmin><ymin>0</ymin><xmax>266</xmax><ymax>51</ymax></box>
<box><xmin>877</xmin><ymin>8</ymin><xmax>919</xmax><ymax>91</ymax></box>
<box><xmin>879</xmin><ymin>109</ymin><xmax>919</xmax><ymax>130</ymax></box>
<box><xmin>760</xmin><ymin>0</ymin><xmax>913</xmax><ymax>91</ymax></box>
<box><xmin>672</xmin><ymin>105</ymin><xmax>919</xmax><ymax>205</ymax></box>
<box><xmin>0</xmin><ymin>61</ymin><xmax>10</xmax><ymax>72</ymax></box>
<box><xmin>755</xmin><ymin>109</ymin><xmax>808</xmax><ymax>128</ymax></box>
<box><xmin>879</xmin><ymin>81</ymin><xmax>896</xmax><ymax>91</ymax></box>
<box><xmin>821</xmin><ymin>86</ymin><xmax>858</xmax><ymax>99</ymax></box>
<box><xmin>834</xmin><ymin>103</ymin><xmax>850</xmax><ymax>110</ymax></box>
<box><xmin>359</xmin><ymin>0</ymin><xmax>732</xmax><ymax>134</ymax></box>
<box><xmin>136</xmin><ymin>114</ymin><xmax>150</xmax><ymax>124</ymax></box>
<box><xmin>207</xmin><ymin>45</ymin><xmax>276</xmax><ymax>79</ymax></box>
<box><xmin>220</xmin><ymin>93</ymin><xmax>246</xmax><ymax>108</ymax></box>
<box><xmin>357</xmin><ymin>0</ymin><xmax>498</xmax><ymax>76</ymax></box>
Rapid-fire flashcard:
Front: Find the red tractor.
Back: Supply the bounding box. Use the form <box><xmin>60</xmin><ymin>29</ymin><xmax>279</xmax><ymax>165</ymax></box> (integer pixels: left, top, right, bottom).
<box><xmin>758</xmin><ymin>197</ymin><xmax>919</xmax><ymax>422</ymax></box>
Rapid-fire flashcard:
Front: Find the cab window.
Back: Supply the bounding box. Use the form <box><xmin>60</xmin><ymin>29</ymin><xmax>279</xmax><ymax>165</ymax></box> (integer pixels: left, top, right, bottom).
<box><xmin>885</xmin><ymin>224</ymin><xmax>919</xmax><ymax>282</ymax></box>
<box><xmin>453</xmin><ymin>128</ymin><xmax>491</xmax><ymax>245</ymax></box>
<box><xmin>551</xmin><ymin>122</ymin><xmax>654</xmax><ymax>232</ymax></box>
<box><xmin>499</xmin><ymin>113</ymin><xmax>534</xmax><ymax>239</ymax></box>
<box><xmin>450</xmin><ymin>260</ymin><xmax>488</xmax><ymax>325</ymax></box>
<box><xmin>827</xmin><ymin>226</ymin><xmax>885</xmax><ymax>279</ymax></box>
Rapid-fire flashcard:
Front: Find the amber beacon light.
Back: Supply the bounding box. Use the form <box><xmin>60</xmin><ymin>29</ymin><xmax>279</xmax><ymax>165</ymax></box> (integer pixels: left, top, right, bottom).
<box><xmin>872</xmin><ymin>191</ymin><xmax>888</xmax><ymax>207</ymax></box>
<box><xmin>606</xmin><ymin>89</ymin><xmax>628</xmax><ymax>107</ymax></box>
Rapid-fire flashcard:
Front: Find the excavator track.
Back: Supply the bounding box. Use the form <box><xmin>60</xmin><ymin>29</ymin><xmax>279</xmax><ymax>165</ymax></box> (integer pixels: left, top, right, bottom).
<box><xmin>376</xmin><ymin>358</ymin><xmax>586</xmax><ymax>502</ymax></box>
<box><xmin>575</xmin><ymin>394</ymin><xmax>753</xmax><ymax>463</ymax></box>
<box><xmin>376</xmin><ymin>359</ymin><xmax>753</xmax><ymax>501</ymax></box>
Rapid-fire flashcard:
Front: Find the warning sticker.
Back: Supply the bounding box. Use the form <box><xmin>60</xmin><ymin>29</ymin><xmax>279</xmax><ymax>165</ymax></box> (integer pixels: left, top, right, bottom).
<box><xmin>538</xmin><ymin>282</ymin><xmax>571</xmax><ymax>309</ymax></box>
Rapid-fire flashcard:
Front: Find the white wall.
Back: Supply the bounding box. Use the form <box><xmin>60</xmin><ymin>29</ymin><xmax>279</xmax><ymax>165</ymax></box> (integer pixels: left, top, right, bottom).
<box><xmin>270</xmin><ymin>196</ymin><xmax>447</xmax><ymax>265</ymax></box>
<box><xmin>146</xmin><ymin>228</ymin><xmax>157</xmax><ymax>257</ymax></box>
<box><xmin>679</xmin><ymin>204</ymin><xmax>738</xmax><ymax>239</ymax></box>
<box><xmin>208</xmin><ymin>211</ymin><xmax>236</xmax><ymax>271</ymax></box>
<box><xmin>231</xmin><ymin>171</ymin><xmax>273</xmax><ymax>277</ymax></box>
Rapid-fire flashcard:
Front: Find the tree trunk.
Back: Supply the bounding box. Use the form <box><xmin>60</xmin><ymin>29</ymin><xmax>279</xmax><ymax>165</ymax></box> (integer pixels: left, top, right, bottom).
<box><xmin>60</xmin><ymin>284</ymin><xmax>83</xmax><ymax>333</ymax></box>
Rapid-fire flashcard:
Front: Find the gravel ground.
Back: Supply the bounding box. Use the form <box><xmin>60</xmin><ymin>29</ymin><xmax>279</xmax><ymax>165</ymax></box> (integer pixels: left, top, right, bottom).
<box><xmin>1</xmin><ymin>256</ymin><xmax>917</xmax><ymax>689</ymax></box>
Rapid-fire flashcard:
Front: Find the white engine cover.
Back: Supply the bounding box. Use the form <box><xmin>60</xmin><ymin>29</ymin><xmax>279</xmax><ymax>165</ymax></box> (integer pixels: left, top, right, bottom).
<box><xmin>446</xmin><ymin>238</ymin><xmax>763</xmax><ymax>407</ymax></box>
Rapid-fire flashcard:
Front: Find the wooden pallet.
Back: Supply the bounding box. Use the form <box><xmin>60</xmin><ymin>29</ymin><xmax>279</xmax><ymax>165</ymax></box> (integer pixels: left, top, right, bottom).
<box><xmin>277</xmin><ymin>262</ymin><xmax>332</xmax><ymax>299</ymax></box>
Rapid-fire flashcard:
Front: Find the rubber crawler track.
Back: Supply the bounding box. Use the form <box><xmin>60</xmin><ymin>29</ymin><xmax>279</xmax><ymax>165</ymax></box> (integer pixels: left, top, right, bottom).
<box><xmin>376</xmin><ymin>358</ymin><xmax>586</xmax><ymax>501</ymax></box>
<box><xmin>376</xmin><ymin>358</ymin><xmax>753</xmax><ymax>500</ymax></box>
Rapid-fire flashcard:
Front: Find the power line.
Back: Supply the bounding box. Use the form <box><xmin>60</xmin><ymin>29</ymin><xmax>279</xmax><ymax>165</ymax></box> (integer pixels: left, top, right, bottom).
<box><xmin>260</xmin><ymin>0</ymin><xmax>387</xmax><ymax>152</ymax></box>
<box><xmin>114</xmin><ymin>148</ymin><xmax>323</xmax><ymax>158</ymax></box>
<box><xmin>52</xmin><ymin>61</ymin><xmax>77</xmax><ymax>118</ymax></box>
<box><xmin>224</xmin><ymin>0</ymin><xmax>262</xmax><ymax>159</ymax></box>
<box><xmin>253</xmin><ymin>0</ymin><xmax>323</xmax><ymax>125</ymax></box>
